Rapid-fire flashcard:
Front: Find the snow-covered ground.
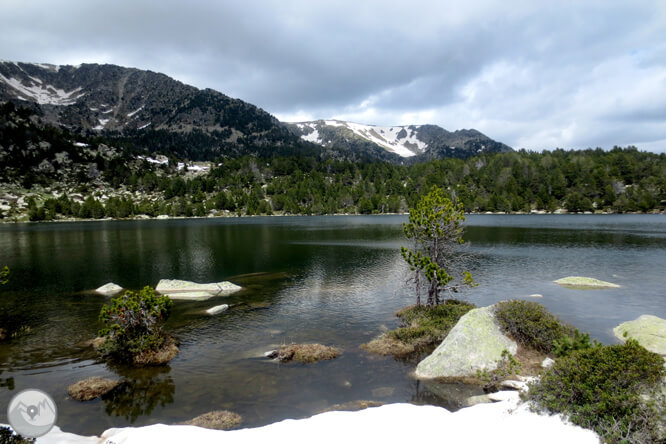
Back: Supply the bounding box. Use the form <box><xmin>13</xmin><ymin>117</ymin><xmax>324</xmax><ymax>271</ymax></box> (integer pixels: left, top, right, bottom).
<box><xmin>33</xmin><ymin>396</ymin><xmax>599</xmax><ymax>444</ymax></box>
<box><xmin>0</xmin><ymin>72</ymin><xmax>85</xmax><ymax>105</ymax></box>
<box><xmin>293</xmin><ymin>120</ymin><xmax>428</xmax><ymax>158</ymax></box>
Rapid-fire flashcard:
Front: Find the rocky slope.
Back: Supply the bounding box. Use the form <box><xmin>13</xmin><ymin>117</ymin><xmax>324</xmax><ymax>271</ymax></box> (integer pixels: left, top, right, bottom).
<box><xmin>0</xmin><ymin>61</ymin><xmax>300</xmax><ymax>160</ymax></box>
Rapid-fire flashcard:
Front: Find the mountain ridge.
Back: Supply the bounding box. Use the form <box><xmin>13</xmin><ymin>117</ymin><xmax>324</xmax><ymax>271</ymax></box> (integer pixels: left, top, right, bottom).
<box><xmin>0</xmin><ymin>61</ymin><xmax>511</xmax><ymax>162</ymax></box>
<box><xmin>285</xmin><ymin>119</ymin><xmax>512</xmax><ymax>160</ymax></box>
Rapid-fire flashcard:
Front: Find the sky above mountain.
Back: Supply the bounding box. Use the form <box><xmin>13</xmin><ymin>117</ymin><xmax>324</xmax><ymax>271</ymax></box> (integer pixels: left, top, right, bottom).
<box><xmin>1</xmin><ymin>0</ymin><xmax>665</xmax><ymax>153</ymax></box>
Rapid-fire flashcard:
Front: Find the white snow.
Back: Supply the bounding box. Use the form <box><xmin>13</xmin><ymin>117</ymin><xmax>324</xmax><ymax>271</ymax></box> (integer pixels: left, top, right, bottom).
<box><xmin>0</xmin><ymin>73</ymin><xmax>84</xmax><ymax>105</ymax></box>
<box><xmin>73</xmin><ymin>142</ymin><xmax>89</xmax><ymax>147</ymax></box>
<box><xmin>138</xmin><ymin>122</ymin><xmax>151</xmax><ymax>130</ymax></box>
<box><xmin>32</xmin><ymin>399</ymin><xmax>599</xmax><ymax>444</ymax></box>
<box><xmin>344</xmin><ymin>122</ymin><xmax>426</xmax><ymax>157</ymax></box>
<box><xmin>101</xmin><ymin>109</ymin><xmax>113</xmax><ymax>114</ymax></box>
<box><xmin>127</xmin><ymin>106</ymin><xmax>144</xmax><ymax>117</ymax></box>
<box><xmin>138</xmin><ymin>155</ymin><xmax>168</xmax><ymax>165</ymax></box>
<box><xmin>290</xmin><ymin>120</ymin><xmax>428</xmax><ymax>158</ymax></box>
<box><xmin>301</xmin><ymin>129</ymin><xmax>321</xmax><ymax>143</ymax></box>
<box><xmin>98</xmin><ymin>118</ymin><xmax>109</xmax><ymax>126</ymax></box>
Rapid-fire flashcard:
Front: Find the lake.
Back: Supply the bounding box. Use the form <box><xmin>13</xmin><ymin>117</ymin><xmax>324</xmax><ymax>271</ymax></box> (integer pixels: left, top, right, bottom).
<box><xmin>0</xmin><ymin>214</ymin><xmax>664</xmax><ymax>435</ymax></box>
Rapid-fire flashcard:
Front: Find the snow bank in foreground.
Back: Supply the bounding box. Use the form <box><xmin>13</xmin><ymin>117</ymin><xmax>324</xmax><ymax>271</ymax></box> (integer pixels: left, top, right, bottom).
<box><xmin>36</xmin><ymin>398</ymin><xmax>599</xmax><ymax>444</ymax></box>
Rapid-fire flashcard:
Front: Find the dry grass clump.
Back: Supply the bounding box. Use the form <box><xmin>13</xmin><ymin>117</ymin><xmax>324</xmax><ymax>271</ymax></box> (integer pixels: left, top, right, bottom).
<box><xmin>360</xmin><ymin>333</ymin><xmax>415</xmax><ymax>357</ymax></box>
<box><xmin>274</xmin><ymin>343</ymin><xmax>340</xmax><ymax>363</ymax></box>
<box><xmin>132</xmin><ymin>335</ymin><xmax>179</xmax><ymax>366</ymax></box>
<box><xmin>67</xmin><ymin>377</ymin><xmax>120</xmax><ymax>401</ymax></box>
<box><xmin>180</xmin><ymin>410</ymin><xmax>243</xmax><ymax>430</ymax></box>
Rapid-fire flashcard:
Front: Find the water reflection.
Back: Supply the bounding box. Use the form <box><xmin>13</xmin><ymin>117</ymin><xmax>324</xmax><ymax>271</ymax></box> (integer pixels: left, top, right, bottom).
<box><xmin>103</xmin><ymin>366</ymin><xmax>175</xmax><ymax>423</ymax></box>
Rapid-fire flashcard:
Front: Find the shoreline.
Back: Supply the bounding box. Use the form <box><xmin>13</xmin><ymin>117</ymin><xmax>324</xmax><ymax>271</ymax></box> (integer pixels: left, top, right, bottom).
<box><xmin>1</xmin><ymin>210</ymin><xmax>664</xmax><ymax>225</ymax></box>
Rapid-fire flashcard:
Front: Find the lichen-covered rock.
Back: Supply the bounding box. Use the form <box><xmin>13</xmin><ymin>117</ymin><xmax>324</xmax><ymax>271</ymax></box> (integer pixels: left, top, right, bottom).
<box><xmin>155</xmin><ymin>279</ymin><xmax>241</xmax><ymax>300</ymax></box>
<box><xmin>554</xmin><ymin>276</ymin><xmax>620</xmax><ymax>289</ymax></box>
<box><xmin>415</xmin><ymin>305</ymin><xmax>517</xmax><ymax>379</ymax></box>
<box><xmin>95</xmin><ymin>282</ymin><xmax>123</xmax><ymax>295</ymax></box>
<box><xmin>613</xmin><ymin>315</ymin><xmax>666</xmax><ymax>356</ymax></box>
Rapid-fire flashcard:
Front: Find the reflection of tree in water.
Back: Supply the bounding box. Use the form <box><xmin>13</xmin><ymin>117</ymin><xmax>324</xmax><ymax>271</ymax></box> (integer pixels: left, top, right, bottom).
<box><xmin>102</xmin><ymin>366</ymin><xmax>175</xmax><ymax>423</ymax></box>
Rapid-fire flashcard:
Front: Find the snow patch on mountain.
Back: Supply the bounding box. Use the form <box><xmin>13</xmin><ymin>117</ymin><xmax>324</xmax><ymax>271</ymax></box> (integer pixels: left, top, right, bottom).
<box><xmin>292</xmin><ymin>120</ymin><xmax>428</xmax><ymax>158</ymax></box>
<box><xmin>0</xmin><ymin>72</ymin><xmax>84</xmax><ymax>105</ymax></box>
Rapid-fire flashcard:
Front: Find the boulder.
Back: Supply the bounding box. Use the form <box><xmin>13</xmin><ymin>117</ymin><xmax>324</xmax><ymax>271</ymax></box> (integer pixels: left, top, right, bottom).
<box><xmin>156</xmin><ymin>279</ymin><xmax>241</xmax><ymax>300</ymax></box>
<box><xmin>415</xmin><ymin>305</ymin><xmax>517</xmax><ymax>379</ymax></box>
<box><xmin>554</xmin><ymin>276</ymin><xmax>620</xmax><ymax>289</ymax></box>
<box><xmin>68</xmin><ymin>377</ymin><xmax>120</xmax><ymax>401</ymax></box>
<box><xmin>206</xmin><ymin>304</ymin><xmax>229</xmax><ymax>315</ymax></box>
<box><xmin>95</xmin><ymin>282</ymin><xmax>124</xmax><ymax>295</ymax></box>
<box><xmin>613</xmin><ymin>315</ymin><xmax>666</xmax><ymax>355</ymax></box>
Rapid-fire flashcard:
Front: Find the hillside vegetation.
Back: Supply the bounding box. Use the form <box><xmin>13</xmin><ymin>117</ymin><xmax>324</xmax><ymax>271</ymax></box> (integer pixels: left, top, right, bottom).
<box><xmin>1</xmin><ymin>104</ymin><xmax>665</xmax><ymax>220</ymax></box>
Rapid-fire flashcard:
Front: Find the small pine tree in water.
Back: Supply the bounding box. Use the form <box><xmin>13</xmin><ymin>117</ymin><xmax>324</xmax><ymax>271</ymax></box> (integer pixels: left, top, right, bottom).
<box><xmin>98</xmin><ymin>286</ymin><xmax>173</xmax><ymax>363</ymax></box>
<box><xmin>401</xmin><ymin>186</ymin><xmax>476</xmax><ymax>306</ymax></box>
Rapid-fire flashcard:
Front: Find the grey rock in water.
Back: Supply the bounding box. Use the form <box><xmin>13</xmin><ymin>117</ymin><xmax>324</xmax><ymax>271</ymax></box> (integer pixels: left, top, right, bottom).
<box><xmin>554</xmin><ymin>276</ymin><xmax>620</xmax><ymax>289</ymax></box>
<box><xmin>415</xmin><ymin>305</ymin><xmax>517</xmax><ymax>379</ymax></box>
<box><xmin>206</xmin><ymin>304</ymin><xmax>229</xmax><ymax>315</ymax></box>
<box><xmin>613</xmin><ymin>315</ymin><xmax>666</xmax><ymax>356</ymax></box>
<box><xmin>95</xmin><ymin>282</ymin><xmax>123</xmax><ymax>295</ymax></box>
<box><xmin>156</xmin><ymin>279</ymin><xmax>241</xmax><ymax>300</ymax></box>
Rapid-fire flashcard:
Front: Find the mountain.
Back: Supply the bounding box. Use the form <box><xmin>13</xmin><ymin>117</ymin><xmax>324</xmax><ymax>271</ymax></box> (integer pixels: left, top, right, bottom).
<box><xmin>0</xmin><ymin>61</ymin><xmax>303</xmax><ymax>160</ymax></box>
<box><xmin>285</xmin><ymin>120</ymin><xmax>513</xmax><ymax>160</ymax></box>
<box><xmin>0</xmin><ymin>61</ymin><xmax>511</xmax><ymax>164</ymax></box>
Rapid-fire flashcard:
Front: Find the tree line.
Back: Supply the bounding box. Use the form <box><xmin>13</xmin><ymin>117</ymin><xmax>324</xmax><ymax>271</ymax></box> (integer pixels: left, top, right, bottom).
<box><xmin>18</xmin><ymin>146</ymin><xmax>666</xmax><ymax>221</ymax></box>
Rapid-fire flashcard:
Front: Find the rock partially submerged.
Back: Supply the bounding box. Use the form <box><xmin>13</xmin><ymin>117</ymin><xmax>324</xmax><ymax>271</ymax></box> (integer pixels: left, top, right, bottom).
<box><xmin>613</xmin><ymin>314</ymin><xmax>666</xmax><ymax>356</ymax></box>
<box><xmin>68</xmin><ymin>376</ymin><xmax>120</xmax><ymax>401</ymax></box>
<box><xmin>415</xmin><ymin>305</ymin><xmax>517</xmax><ymax>379</ymax></box>
<box><xmin>180</xmin><ymin>410</ymin><xmax>242</xmax><ymax>430</ymax></box>
<box><xmin>554</xmin><ymin>276</ymin><xmax>620</xmax><ymax>289</ymax></box>
<box><xmin>267</xmin><ymin>343</ymin><xmax>341</xmax><ymax>363</ymax></box>
<box><xmin>156</xmin><ymin>279</ymin><xmax>242</xmax><ymax>300</ymax></box>
<box><xmin>206</xmin><ymin>304</ymin><xmax>229</xmax><ymax>315</ymax></box>
<box><xmin>95</xmin><ymin>282</ymin><xmax>124</xmax><ymax>295</ymax></box>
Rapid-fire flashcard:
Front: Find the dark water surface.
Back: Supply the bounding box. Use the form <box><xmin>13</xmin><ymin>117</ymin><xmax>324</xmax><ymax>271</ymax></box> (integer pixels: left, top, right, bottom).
<box><xmin>0</xmin><ymin>214</ymin><xmax>664</xmax><ymax>435</ymax></box>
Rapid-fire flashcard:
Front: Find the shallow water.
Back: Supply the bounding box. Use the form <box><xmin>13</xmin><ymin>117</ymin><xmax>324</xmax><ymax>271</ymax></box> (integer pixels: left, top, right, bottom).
<box><xmin>0</xmin><ymin>214</ymin><xmax>664</xmax><ymax>435</ymax></box>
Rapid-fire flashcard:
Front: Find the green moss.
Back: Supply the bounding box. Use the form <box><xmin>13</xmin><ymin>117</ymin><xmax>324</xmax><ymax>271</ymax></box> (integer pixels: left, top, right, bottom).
<box><xmin>389</xmin><ymin>299</ymin><xmax>476</xmax><ymax>347</ymax></box>
<box><xmin>494</xmin><ymin>300</ymin><xmax>579</xmax><ymax>354</ymax></box>
<box><xmin>528</xmin><ymin>340</ymin><xmax>665</xmax><ymax>443</ymax></box>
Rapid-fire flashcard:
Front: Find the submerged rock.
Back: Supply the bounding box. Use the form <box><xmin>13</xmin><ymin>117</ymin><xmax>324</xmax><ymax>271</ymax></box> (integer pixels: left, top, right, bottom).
<box><xmin>206</xmin><ymin>304</ymin><xmax>229</xmax><ymax>315</ymax></box>
<box><xmin>180</xmin><ymin>410</ymin><xmax>242</xmax><ymax>430</ymax></box>
<box><xmin>554</xmin><ymin>276</ymin><xmax>620</xmax><ymax>289</ymax></box>
<box><xmin>95</xmin><ymin>282</ymin><xmax>124</xmax><ymax>295</ymax></box>
<box><xmin>319</xmin><ymin>400</ymin><xmax>384</xmax><ymax>413</ymax></box>
<box><xmin>271</xmin><ymin>343</ymin><xmax>340</xmax><ymax>363</ymax></box>
<box><xmin>156</xmin><ymin>279</ymin><xmax>241</xmax><ymax>300</ymax></box>
<box><xmin>613</xmin><ymin>314</ymin><xmax>666</xmax><ymax>355</ymax></box>
<box><xmin>68</xmin><ymin>376</ymin><xmax>120</xmax><ymax>401</ymax></box>
<box><xmin>415</xmin><ymin>305</ymin><xmax>517</xmax><ymax>379</ymax></box>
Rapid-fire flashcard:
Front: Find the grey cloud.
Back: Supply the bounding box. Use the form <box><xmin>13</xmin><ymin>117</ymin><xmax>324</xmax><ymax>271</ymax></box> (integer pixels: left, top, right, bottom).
<box><xmin>1</xmin><ymin>0</ymin><xmax>665</xmax><ymax>152</ymax></box>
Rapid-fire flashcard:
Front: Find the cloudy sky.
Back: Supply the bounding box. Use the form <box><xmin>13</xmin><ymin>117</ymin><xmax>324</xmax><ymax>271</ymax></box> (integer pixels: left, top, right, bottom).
<box><xmin>1</xmin><ymin>0</ymin><xmax>666</xmax><ymax>152</ymax></box>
